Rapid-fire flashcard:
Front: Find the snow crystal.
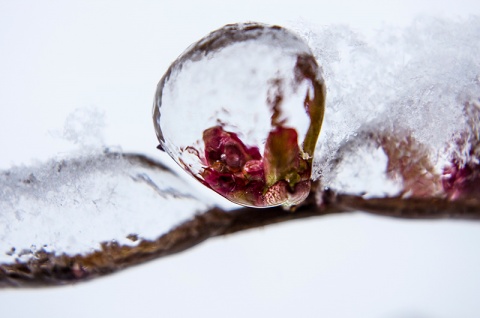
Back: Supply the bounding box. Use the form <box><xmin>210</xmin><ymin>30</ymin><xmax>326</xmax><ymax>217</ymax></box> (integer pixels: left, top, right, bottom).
<box><xmin>328</xmin><ymin>142</ymin><xmax>402</xmax><ymax>198</ymax></box>
<box><xmin>294</xmin><ymin>17</ymin><xmax>480</xmax><ymax>194</ymax></box>
<box><xmin>0</xmin><ymin>151</ymin><xmax>210</xmax><ymax>263</ymax></box>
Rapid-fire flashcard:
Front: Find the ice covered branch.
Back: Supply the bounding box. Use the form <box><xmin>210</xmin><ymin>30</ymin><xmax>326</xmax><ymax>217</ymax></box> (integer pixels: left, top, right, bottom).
<box><xmin>0</xmin><ymin>153</ymin><xmax>479</xmax><ymax>288</ymax></box>
<box><xmin>2</xmin><ymin>18</ymin><xmax>480</xmax><ymax>288</ymax></box>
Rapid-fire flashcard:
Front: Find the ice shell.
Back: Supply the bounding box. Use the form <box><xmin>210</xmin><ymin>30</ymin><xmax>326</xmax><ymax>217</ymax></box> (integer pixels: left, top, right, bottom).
<box><xmin>153</xmin><ymin>23</ymin><xmax>326</xmax><ymax>207</ymax></box>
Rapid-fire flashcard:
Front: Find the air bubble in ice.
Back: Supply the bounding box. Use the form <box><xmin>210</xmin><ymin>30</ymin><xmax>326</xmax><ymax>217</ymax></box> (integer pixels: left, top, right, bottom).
<box><xmin>153</xmin><ymin>23</ymin><xmax>326</xmax><ymax>208</ymax></box>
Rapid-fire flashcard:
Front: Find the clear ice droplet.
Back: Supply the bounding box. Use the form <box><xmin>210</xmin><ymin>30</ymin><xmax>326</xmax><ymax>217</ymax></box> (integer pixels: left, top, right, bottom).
<box><xmin>153</xmin><ymin>23</ymin><xmax>326</xmax><ymax>207</ymax></box>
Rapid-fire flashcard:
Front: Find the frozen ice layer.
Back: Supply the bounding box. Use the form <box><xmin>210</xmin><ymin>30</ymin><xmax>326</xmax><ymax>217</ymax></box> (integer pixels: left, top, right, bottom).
<box><xmin>153</xmin><ymin>19</ymin><xmax>480</xmax><ymax>202</ymax></box>
<box><xmin>153</xmin><ymin>23</ymin><xmax>326</xmax><ymax>208</ymax></box>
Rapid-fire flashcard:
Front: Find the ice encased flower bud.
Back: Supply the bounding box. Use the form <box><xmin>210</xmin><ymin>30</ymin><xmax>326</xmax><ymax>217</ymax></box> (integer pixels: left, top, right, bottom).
<box><xmin>153</xmin><ymin>22</ymin><xmax>325</xmax><ymax>207</ymax></box>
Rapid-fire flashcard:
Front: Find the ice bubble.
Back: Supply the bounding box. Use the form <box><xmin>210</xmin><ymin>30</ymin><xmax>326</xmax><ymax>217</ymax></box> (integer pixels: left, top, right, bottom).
<box><xmin>153</xmin><ymin>23</ymin><xmax>326</xmax><ymax>207</ymax></box>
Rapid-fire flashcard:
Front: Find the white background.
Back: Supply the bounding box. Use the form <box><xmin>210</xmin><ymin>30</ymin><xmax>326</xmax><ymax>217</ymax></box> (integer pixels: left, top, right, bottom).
<box><xmin>1</xmin><ymin>1</ymin><xmax>480</xmax><ymax>317</ymax></box>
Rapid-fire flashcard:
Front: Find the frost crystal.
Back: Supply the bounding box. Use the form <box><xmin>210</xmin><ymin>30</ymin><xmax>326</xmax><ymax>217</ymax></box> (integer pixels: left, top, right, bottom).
<box><xmin>0</xmin><ymin>152</ymin><xmax>209</xmax><ymax>263</ymax></box>
<box><xmin>295</xmin><ymin>17</ymin><xmax>480</xmax><ymax>198</ymax></box>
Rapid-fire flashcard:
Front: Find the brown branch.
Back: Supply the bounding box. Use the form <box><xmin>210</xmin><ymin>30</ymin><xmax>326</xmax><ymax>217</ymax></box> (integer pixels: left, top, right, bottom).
<box><xmin>0</xmin><ymin>188</ymin><xmax>341</xmax><ymax>288</ymax></box>
<box><xmin>336</xmin><ymin>195</ymin><xmax>480</xmax><ymax>220</ymax></box>
<box><xmin>1</xmin><ymin>153</ymin><xmax>479</xmax><ymax>288</ymax></box>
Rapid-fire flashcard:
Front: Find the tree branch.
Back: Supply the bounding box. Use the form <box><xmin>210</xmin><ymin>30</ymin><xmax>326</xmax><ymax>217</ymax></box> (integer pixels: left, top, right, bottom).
<box><xmin>1</xmin><ymin>153</ymin><xmax>479</xmax><ymax>288</ymax></box>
